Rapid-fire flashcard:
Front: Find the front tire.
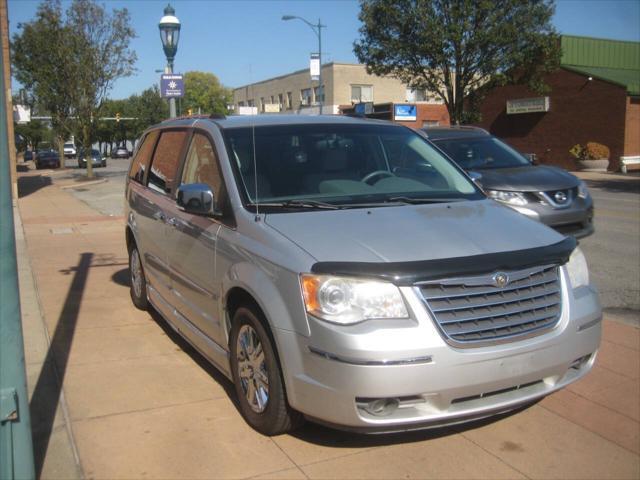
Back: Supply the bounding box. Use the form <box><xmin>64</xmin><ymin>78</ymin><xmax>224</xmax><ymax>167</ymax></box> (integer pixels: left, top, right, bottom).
<box><xmin>129</xmin><ymin>245</ymin><xmax>148</xmax><ymax>310</ymax></box>
<box><xmin>229</xmin><ymin>306</ymin><xmax>302</xmax><ymax>435</ymax></box>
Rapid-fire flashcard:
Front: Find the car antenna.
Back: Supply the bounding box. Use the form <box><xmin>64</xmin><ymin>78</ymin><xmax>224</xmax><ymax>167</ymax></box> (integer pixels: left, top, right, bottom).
<box><xmin>249</xmin><ymin>64</ymin><xmax>260</xmax><ymax>222</ymax></box>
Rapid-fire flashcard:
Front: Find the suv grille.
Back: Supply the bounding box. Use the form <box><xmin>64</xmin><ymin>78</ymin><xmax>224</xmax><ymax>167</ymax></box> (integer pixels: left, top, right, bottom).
<box><xmin>417</xmin><ymin>265</ymin><xmax>562</xmax><ymax>345</ymax></box>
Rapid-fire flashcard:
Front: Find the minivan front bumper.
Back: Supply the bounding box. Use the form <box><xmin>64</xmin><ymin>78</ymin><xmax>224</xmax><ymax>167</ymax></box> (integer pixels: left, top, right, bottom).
<box><xmin>275</xmin><ymin>274</ymin><xmax>601</xmax><ymax>431</ymax></box>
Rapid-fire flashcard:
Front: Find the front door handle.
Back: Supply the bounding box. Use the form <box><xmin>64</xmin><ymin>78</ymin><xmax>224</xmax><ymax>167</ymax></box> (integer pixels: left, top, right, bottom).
<box><xmin>167</xmin><ymin>217</ymin><xmax>178</xmax><ymax>227</ymax></box>
<box><xmin>152</xmin><ymin>211</ymin><xmax>166</xmax><ymax>222</ymax></box>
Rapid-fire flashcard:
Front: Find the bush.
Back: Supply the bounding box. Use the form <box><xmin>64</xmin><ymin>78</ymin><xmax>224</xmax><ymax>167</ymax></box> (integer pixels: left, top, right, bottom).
<box><xmin>584</xmin><ymin>142</ymin><xmax>610</xmax><ymax>159</ymax></box>
<box><xmin>569</xmin><ymin>142</ymin><xmax>610</xmax><ymax>160</ymax></box>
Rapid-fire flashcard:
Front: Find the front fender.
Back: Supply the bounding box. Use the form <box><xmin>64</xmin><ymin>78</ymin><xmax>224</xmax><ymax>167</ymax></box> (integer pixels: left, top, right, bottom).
<box><xmin>222</xmin><ymin>261</ymin><xmax>310</xmax><ymax>338</ymax></box>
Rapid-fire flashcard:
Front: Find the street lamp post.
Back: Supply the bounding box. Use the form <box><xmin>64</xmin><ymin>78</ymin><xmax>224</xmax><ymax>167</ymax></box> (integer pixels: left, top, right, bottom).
<box><xmin>159</xmin><ymin>4</ymin><xmax>181</xmax><ymax>118</ymax></box>
<box><xmin>282</xmin><ymin>15</ymin><xmax>325</xmax><ymax>115</ymax></box>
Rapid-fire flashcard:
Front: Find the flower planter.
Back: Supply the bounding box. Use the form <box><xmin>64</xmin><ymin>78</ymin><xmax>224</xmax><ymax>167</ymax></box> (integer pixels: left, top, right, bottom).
<box><xmin>576</xmin><ymin>158</ymin><xmax>609</xmax><ymax>172</ymax></box>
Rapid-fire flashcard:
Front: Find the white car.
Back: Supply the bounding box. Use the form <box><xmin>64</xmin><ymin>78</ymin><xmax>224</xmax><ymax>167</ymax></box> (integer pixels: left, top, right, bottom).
<box><xmin>63</xmin><ymin>142</ymin><xmax>77</xmax><ymax>158</ymax></box>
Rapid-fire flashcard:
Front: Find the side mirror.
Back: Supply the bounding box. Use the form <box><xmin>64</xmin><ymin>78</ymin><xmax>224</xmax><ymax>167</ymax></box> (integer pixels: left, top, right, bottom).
<box><xmin>468</xmin><ymin>170</ymin><xmax>483</xmax><ymax>188</ymax></box>
<box><xmin>176</xmin><ymin>183</ymin><xmax>216</xmax><ymax>216</ymax></box>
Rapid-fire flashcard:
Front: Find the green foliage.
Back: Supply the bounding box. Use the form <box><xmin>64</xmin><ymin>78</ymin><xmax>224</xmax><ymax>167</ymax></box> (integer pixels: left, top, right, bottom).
<box><xmin>183</xmin><ymin>71</ymin><xmax>232</xmax><ymax>116</ymax></box>
<box><xmin>12</xmin><ymin>0</ymin><xmax>136</xmax><ymax>177</ymax></box>
<box><xmin>11</xmin><ymin>0</ymin><xmax>77</xmax><ymax>155</ymax></box>
<box><xmin>353</xmin><ymin>0</ymin><xmax>561</xmax><ymax>124</ymax></box>
<box><xmin>14</xmin><ymin>120</ymin><xmax>52</xmax><ymax>152</ymax></box>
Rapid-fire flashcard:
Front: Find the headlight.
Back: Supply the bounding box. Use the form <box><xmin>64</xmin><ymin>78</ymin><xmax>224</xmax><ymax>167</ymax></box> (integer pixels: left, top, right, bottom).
<box><xmin>300</xmin><ymin>274</ymin><xmax>409</xmax><ymax>324</ymax></box>
<box><xmin>486</xmin><ymin>190</ymin><xmax>528</xmax><ymax>206</ymax></box>
<box><xmin>578</xmin><ymin>180</ymin><xmax>590</xmax><ymax>199</ymax></box>
<box><xmin>566</xmin><ymin>247</ymin><xmax>589</xmax><ymax>289</ymax></box>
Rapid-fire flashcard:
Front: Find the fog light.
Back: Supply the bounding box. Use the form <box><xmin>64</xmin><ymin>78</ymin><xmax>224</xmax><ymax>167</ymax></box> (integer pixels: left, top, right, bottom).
<box><xmin>363</xmin><ymin>398</ymin><xmax>399</xmax><ymax>416</ymax></box>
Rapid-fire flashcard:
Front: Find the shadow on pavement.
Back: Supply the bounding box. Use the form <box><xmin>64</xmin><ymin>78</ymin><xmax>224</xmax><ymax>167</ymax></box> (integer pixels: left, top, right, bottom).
<box><xmin>17</xmin><ymin>174</ymin><xmax>52</xmax><ymax>198</ymax></box>
<box><xmin>146</xmin><ymin>308</ymin><xmax>240</xmax><ymax>412</ymax></box>
<box><xmin>111</xmin><ymin>268</ymin><xmax>130</xmax><ymax>287</ymax></box>
<box><xmin>584</xmin><ymin>177</ymin><xmax>640</xmax><ymax>195</ymax></box>
<box><xmin>30</xmin><ymin>253</ymin><xmax>93</xmax><ymax>478</ymax></box>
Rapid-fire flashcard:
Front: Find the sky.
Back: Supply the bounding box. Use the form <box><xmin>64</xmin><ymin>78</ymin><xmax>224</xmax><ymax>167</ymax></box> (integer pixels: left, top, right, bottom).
<box><xmin>7</xmin><ymin>0</ymin><xmax>640</xmax><ymax>100</ymax></box>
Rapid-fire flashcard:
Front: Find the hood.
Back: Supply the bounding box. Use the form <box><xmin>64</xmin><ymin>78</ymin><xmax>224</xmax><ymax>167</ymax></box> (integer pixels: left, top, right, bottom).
<box><xmin>473</xmin><ymin>165</ymin><xmax>579</xmax><ymax>192</ymax></box>
<box><xmin>265</xmin><ymin>199</ymin><xmax>563</xmax><ymax>263</ymax></box>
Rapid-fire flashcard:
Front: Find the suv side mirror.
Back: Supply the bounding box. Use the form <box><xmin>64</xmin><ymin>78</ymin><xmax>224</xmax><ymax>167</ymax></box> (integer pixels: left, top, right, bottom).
<box><xmin>176</xmin><ymin>183</ymin><xmax>216</xmax><ymax>216</ymax></box>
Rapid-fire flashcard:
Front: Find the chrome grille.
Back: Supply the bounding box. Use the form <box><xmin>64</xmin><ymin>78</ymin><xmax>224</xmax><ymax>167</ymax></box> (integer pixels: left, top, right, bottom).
<box><xmin>417</xmin><ymin>265</ymin><xmax>562</xmax><ymax>345</ymax></box>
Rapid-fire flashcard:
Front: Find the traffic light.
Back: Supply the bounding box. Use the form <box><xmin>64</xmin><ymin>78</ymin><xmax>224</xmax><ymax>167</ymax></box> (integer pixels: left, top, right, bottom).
<box><xmin>116</xmin><ymin>112</ymin><xmax>121</xmax><ymax>122</ymax></box>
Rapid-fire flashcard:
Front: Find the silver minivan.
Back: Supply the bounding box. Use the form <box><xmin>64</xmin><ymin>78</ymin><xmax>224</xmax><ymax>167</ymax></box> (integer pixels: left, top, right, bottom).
<box><xmin>125</xmin><ymin>115</ymin><xmax>601</xmax><ymax>435</ymax></box>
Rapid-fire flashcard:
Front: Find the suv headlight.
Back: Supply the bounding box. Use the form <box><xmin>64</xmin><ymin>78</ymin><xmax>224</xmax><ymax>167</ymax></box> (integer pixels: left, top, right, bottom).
<box><xmin>577</xmin><ymin>180</ymin><xmax>590</xmax><ymax>199</ymax></box>
<box><xmin>486</xmin><ymin>190</ymin><xmax>528</xmax><ymax>206</ymax></box>
<box><xmin>566</xmin><ymin>247</ymin><xmax>589</xmax><ymax>289</ymax></box>
<box><xmin>300</xmin><ymin>275</ymin><xmax>409</xmax><ymax>324</ymax></box>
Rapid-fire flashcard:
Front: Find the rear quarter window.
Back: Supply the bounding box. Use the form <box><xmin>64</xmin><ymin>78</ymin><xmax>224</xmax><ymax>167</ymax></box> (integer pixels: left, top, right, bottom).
<box><xmin>147</xmin><ymin>130</ymin><xmax>189</xmax><ymax>195</ymax></box>
<box><xmin>129</xmin><ymin>131</ymin><xmax>159</xmax><ymax>184</ymax></box>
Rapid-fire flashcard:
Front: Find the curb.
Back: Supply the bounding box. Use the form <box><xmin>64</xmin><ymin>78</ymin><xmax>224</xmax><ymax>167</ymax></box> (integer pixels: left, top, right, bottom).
<box><xmin>59</xmin><ymin>178</ymin><xmax>108</xmax><ymax>189</ymax></box>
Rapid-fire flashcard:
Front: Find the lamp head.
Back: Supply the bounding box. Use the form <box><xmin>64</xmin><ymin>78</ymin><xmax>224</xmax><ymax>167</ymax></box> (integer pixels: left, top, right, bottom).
<box><xmin>159</xmin><ymin>3</ymin><xmax>181</xmax><ymax>64</ymax></box>
<box><xmin>282</xmin><ymin>15</ymin><xmax>296</xmax><ymax>21</ymax></box>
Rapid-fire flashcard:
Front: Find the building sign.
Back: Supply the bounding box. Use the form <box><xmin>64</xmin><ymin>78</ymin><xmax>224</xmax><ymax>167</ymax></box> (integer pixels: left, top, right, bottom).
<box><xmin>355</xmin><ymin>102</ymin><xmax>374</xmax><ymax>115</ymax></box>
<box><xmin>310</xmin><ymin>53</ymin><xmax>320</xmax><ymax>81</ymax></box>
<box><xmin>394</xmin><ymin>104</ymin><xmax>417</xmax><ymax>121</ymax></box>
<box><xmin>506</xmin><ymin>96</ymin><xmax>550</xmax><ymax>114</ymax></box>
<box><xmin>264</xmin><ymin>104</ymin><xmax>280</xmax><ymax>113</ymax></box>
<box><xmin>160</xmin><ymin>74</ymin><xmax>184</xmax><ymax>98</ymax></box>
<box><xmin>238</xmin><ymin>106</ymin><xmax>258</xmax><ymax>115</ymax></box>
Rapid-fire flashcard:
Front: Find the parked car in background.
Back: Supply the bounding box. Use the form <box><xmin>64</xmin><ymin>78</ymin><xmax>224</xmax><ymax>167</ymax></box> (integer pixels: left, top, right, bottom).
<box><xmin>125</xmin><ymin>115</ymin><xmax>601</xmax><ymax>435</ymax></box>
<box><xmin>23</xmin><ymin>150</ymin><xmax>33</xmax><ymax>161</ymax></box>
<box><xmin>111</xmin><ymin>146</ymin><xmax>131</xmax><ymax>159</ymax></box>
<box><xmin>78</xmin><ymin>149</ymin><xmax>107</xmax><ymax>168</ymax></box>
<box><xmin>422</xmin><ymin>127</ymin><xmax>594</xmax><ymax>238</ymax></box>
<box><xmin>63</xmin><ymin>142</ymin><xmax>77</xmax><ymax>158</ymax></box>
<box><xmin>35</xmin><ymin>149</ymin><xmax>60</xmax><ymax>169</ymax></box>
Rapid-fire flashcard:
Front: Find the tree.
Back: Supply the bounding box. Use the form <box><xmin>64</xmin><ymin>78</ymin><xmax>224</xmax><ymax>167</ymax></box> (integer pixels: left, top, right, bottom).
<box><xmin>14</xmin><ymin>120</ymin><xmax>52</xmax><ymax>152</ymax></box>
<box><xmin>11</xmin><ymin>0</ymin><xmax>77</xmax><ymax>163</ymax></box>
<box><xmin>67</xmin><ymin>0</ymin><xmax>136</xmax><ymax>178</ymax></box>
<box><xmin>183</xmin><ymin>71</ymin><xmax>232</xmax><ymax>116</ymax></box>
<box><xmin>353</xmin><ymin>0</ymin><xmax>561</xmax><ymax>124</ymax></box>
<box><xmin>129</xmin><ymin>85</ymin><xmax>168</xmax><ymax>139</ymax></box>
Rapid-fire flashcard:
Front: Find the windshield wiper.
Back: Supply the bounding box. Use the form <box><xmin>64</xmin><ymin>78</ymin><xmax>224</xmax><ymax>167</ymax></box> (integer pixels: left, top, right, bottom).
<box><xmin>247</xmin><ymin>200</ymin><xmax>341</xmax><ymax>210</ymax></box>
<box><xmin>385</xmin><ymin>196</ymin><xmax>469</xmax><ymax>205</ymax></box>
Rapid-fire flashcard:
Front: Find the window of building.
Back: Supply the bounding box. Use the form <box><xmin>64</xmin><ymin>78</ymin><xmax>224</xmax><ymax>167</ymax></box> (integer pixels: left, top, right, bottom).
<box><xmin>147</xmin><ymin>130</ymin><xmax>188</xmax><ymax>195</ymax></box>
<box><xmin>247</xmin><ymin>99</ymin><xmax>255</xmax><ymax>107</ymax></box>
<box><xmin>351</xmin><ymin>84</ymin><xmax>373</xmax><ymax>103</ymax></box>
<box><xmin>300</xmin><ymin>88</ymin><xmax>313</xmax><ymax>106</ymax></box>
<box><xmin>406</xmin><ymin>88</ymin><xmax>426</xmax><ymax>102</ymax></box>
<box><xmin>313</xmin><ymin>85</ymin><xmax>324</xmax><ymax>104</ymax></box>
<box><xmin>238</xmin><ymin>101</ymin><xmax>245</xmax><ymax>107</ymax></box>
<box><xmin>260</xmin><ymin>97</ymin><xmax>266</xmax><ymax>112</ymax></box>
<box><xmin>286</xmin><ymin>92</ymin><xmax>292</xmax><ymax>109</ymax></box>
<box><xmin>422</xmin><ymin>120</ymin><xmax>440</xmax><ymax>127</ymax></box>
<box><xmin>129</xmin><ymin>131</ymin><xmax>158</xmax><ymax>184</ymax></box>
<box><xmin>278</xmin><ymin>93</ymin><xmax>284</xmax><ymax>109</ymax></box>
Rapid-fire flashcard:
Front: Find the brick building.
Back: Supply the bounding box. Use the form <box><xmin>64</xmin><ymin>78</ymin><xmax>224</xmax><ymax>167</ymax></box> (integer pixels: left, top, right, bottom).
<box><xmin>475</xmin><ymin>36</ymin><xmax>640</xmax><ymax>171</ymax></box>
<box><xmin>232</xmin><ymin>62</ymin><xmax>449</xmax><ymax>127</ymax></box>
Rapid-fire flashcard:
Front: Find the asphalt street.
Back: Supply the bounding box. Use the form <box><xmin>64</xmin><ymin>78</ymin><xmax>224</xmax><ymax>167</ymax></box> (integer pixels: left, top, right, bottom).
<box><xmin>61</xmin><ymin>160</ymin><xmax>640</xmax><ymax>322</ymax></box>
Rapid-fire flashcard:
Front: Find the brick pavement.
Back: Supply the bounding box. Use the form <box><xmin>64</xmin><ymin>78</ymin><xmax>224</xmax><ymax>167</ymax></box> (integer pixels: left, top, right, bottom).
<box><xmin>16</xmin><ymin>168</ymin><xmax>640</xmax><ymax>479</ymax></box>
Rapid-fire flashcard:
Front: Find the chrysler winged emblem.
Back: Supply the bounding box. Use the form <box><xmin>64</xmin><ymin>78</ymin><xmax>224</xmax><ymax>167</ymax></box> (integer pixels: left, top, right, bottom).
<box><xmin>493</xmin><ymin>272</ymin><xmax>509</xmax><ymax>288</ymax></box>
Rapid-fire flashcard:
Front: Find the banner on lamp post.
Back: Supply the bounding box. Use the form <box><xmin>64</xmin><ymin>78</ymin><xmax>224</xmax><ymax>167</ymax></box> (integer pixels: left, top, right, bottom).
<box><xmin>160</xmin><ymin>74</ymin><xmax>184</xmax><ymax>98</ymax></box>
<box><xmin>310</xmin><ymin>53</ymin><xmax>320</xmax><ymax>81</ymax></box>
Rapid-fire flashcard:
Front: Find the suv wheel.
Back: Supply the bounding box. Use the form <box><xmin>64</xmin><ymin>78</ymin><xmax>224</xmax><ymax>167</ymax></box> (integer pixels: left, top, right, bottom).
<box><xmin>129</xmin><ymin>245</ymin><xmax>148</xmax><ymax>310</ymax></box>
<box><xmin>229</xmin><ymin>306</ymin><xmax>303</xmax><ymax>435</ymax></box>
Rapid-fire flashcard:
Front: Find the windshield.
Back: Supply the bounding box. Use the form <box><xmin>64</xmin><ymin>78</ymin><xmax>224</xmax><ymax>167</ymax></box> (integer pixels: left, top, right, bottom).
<box><xmin>223</xmin><ymin>123</ymin><xmax>482</xmax><ymax>208</ymax></box>
<box><xmin>433</xmin><ymin>136</ymin><xmax>530</xmax><ymax>170</ymax></box>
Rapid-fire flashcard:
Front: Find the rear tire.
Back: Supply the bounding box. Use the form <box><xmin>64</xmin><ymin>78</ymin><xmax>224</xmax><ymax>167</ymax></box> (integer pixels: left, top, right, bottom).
<box><xmin>129</xmin><ymin>245</ymin><xmax>148</xmax><ymax>310</ymax></box>
<box><xmin>229</xmin><ymin>306</ymin><xmax>303</xmax><ymax>435</ymax></box>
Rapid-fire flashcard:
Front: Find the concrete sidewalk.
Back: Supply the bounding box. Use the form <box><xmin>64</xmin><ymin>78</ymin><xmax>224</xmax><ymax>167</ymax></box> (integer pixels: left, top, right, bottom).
<box><xmin>16</xmin><ymin>169</ymin><xmax>640</xmax><ymax>479</ymax></box>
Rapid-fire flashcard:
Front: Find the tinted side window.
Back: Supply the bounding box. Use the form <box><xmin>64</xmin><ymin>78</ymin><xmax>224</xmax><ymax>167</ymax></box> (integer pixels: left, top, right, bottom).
<box><xmin>148</xmin><ymin>130</ymin><xmax>188</xmax><ymax>195</ymax></box>
<box><xmin>129</xmin><ymin>131</ymin><xmax>158</xmax><ymax>183</ymax></box>
<box><xmin>181</xmin><ymin>133</ymin><xmax>225</xmax><ymax>205</ymax></box>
